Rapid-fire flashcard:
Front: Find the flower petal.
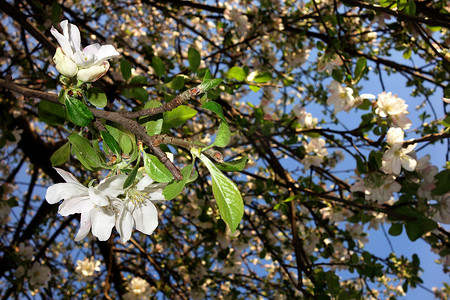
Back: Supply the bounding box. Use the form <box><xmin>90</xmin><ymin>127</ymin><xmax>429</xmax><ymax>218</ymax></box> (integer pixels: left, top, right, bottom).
<box><xmin>45</xmin><ymin>182</ymin><xmax>87</xmax><ymax>204</ymax></box>
<box><xmin>401</xmin><ymin>155</ymin><xmax>417</xmax><ymax>172</ymax></box>
<box><xmin>91</xmin><ymin>207</ymin><xmax>115</xmax><ymax>241</ymax></box>
<box><xmin>77</xmin><ymin>62</ymin><xmax>109</xmax><ymax>82</ymax></box>
<box><xmin>97</xmin><ymin>174</ymin><xmax>127</xmax><ymax>197</ymax></box>
<box><xmin>74</xmin><ymin>211</ymin><xmax>92</xmax><ymax>241</ymax></box>
<box><xmin>61</xmin><ymin>20</ymin><xmax>81</xmax><ymax>54</ymax></box>
<box><xmin>136</xmin><ymin>175</ymin><xmax>154</xmax><ymax>191</ymax></box>
<box><xmin>133</xmin><ymin>201</ymin><xmax>158</xmax><ymax>235</ymax></box>
<box><xmin>50</xmin><ymin>26</ymin><xmax>74</xmax><ymax>60</ymax></box>
<box><xmin>58</xmin><ymin>195</ymin><xmax>92</xmax><ymax>216</ymax></box>
<box><xmin>88</xmin><ymin>186</ymin><xmax>109</xmax><ymax>206</ymax></box>
<box><xmin>116</xmin><ymin>210</ymin><xmax>134</xmax><ymax>243</ymax></box>
<box><xmin>95</xmin><ymin>45</ymin><xmax>120</xmax><ymax>64</ymax></box>
<box><xmin>54</xmin><ymin>168</ymin><xmax>84</xmax><ymax>186</ymax></box>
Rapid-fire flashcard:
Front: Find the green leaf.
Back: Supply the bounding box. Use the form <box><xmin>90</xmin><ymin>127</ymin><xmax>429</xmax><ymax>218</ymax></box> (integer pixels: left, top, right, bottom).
<box><xmin>86</xmin><ymin>87</ymin><xmax>107</xmax><ymax>108</ymax></box>
<box><xmin>152</xmin><ymin>56</ymin><xmax>166</xmax><ymax>78</ymax></box>
<box><xmin>249</xmin><ymin>85</ymin><xmax>261</xmax><ymax>92</ymax></box>
<box><xmin>188</xmin><ymin>47</ymin><xmax>201</xmax><ymax>72</ymax></box>
<box><xmin>227</xmin><ymin>66</ymin><xmax>246</xmax><ymax>81</ymax></box>
<box><xmin>130</xmin><ymin>75</ymin><xmax>147</xmax><ymax>84</ymax></box>
<box><xmin>214</xmin><ymin>122</ymin><xmax>231</xmax><ymax>148</ymax></box>
<box><xmin>356</xmin><ymin>156</ymin><xmax>368</xmax><ymax>174</ymax></box>
<box><xmin>38</xmin><ymin>101</ymin><xmax>65</xmax><ymax>125</ymax></box>
<box><xmin>203</xmin><ymin>69</ymin><xmax>211</xmax><ymax>81</ymax></box>
<box><xmin>120</xmin><ymin>60</ymin><xmax>132</xmax><ymax>81</ymax></box>
<box><xmin>197</xmin><ymin>152</ymin><xmax>244</xmax><ymax>233</ymax></box>
<box><xmin>101</xmin><ymin>131</ymin><xmax>121</xmax><ymax>155</ymax></box>
<box><xmin>433</xmin><ymin>169</ymin><xmax>450</xmax><ymax>195</ymax></box>
<box><xmin>132</xmin><ymin>87</ymin><xmax>149</xmax><ymax>102</ymax></box>
<box><xmin>163</xmin><ymin>163</ymin><xmax>194</xmax><ymax>200</ymax></box>
<box><xmin>253</xmin><ymin>71</ymin><xmax>272</xmax><ymax>83</ymax></box>
<box><xmin>439</xmin><ymin>115</ymin><xmax>450</xmax><ymax>128</ymax></box>
<box><xmin>50</xmin><ymin>142</ymin><xmax>70</xmax><ymax>166</ymax></box>
<box><xmin>68</xmin><ymin>134</ymin><xmax>103</xmax><ymax>170</ymax></box>
<box><xmin>51</xmin><ymin>1</ymin><xmax>62</xmax><ymax>23</ymax></box>
<box><xmin>65</xmin><ymin>97</ymin><xmax>94</xmax><ymax>126</ymax></box>
<box><xmin>143</xmin><ymin>100</ymin><xmax>163</xmax><ymax>136</ymax></box>
<box><xmin>388</xmin><ymin>223</ymin><xmax>403</xmax><ymax>236</ymax></box>
<box><xmin>199</xmin><ymin>78</ymin><xmax>222</xmax><ymax>91</ymax></box>
<box><xmin>354</xmin><ymin>57</ymin><xmax>367</xmax><ymax>83</ymax></box>
<box><xmin>216</xmin><ymin>156</ymin><xmax>248</xmax><ymax>172</ymax></box>
<box><xmin>143</xmin><ymin>153</ymin><xmax>173</xmax><ymax>183</ymax></box>
<box><xmin>104</xmin><ymin>123</ymin><xmax>136</xmax><ymax>155</ymax></box>
<box><xmin>167</xmin><ymin>76</ymin><xmax>185</xmax><ymax>90</ymax></box>
<box><xmin>202</xmin><ymin>101</ymin><xmax>226</xmax><ymax>122</ymax></box>
<box><xmin>405</xmin><ymin>218</ymin><xmax>438</xmax><ymax>241</ymax></box>
<box><xmin>123</xmin><ymin>162</ymin><xmax>139</xmax><ymax>189</ymax></box>
<box><xmin>163</xmin><ymin>105</ymin><xmax>197</xmax><ymax>131</ymax></box>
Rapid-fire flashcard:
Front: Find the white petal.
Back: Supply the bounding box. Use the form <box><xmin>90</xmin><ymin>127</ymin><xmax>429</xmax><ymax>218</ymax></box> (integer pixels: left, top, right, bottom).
<box><xmin>74</xmin><ymin>211</ymin><xmax>92</xmax><ymax>241</ymax></box>
<box><xmin>116</xmin><ymin>210</ymin><xmax>134</xmax><ymax>243</ymax></box>
<box><xmin>95</xmin><ymin>45</ymin><xmax>120</xmax><ymax>64</ymax></box>
<box><xmin>88</xmin><ymin>186</ymin><xmax>109</xmax><ymax>206</ymax></box>
<box><xmin>392</xmin><ymin>158</ymin><xmax>401</xmax><ymax>175</ymax></box>
<box><xmin>136</xmin><ymin>175</ymin><xmax>154</xmax><ymax>191</ymax></box>
<box><xmin>91</xmin><ymin>208</ymin><xmax>115</xmax><ymax>241</ymax></box>
<box><xmin>83</xmin><ymin>43</ymin><xmax>101</xmax><ymax>55</ymax></box>
<box><xmin>147</xmin><ymin>189</ymin><xmax>165</xmax><ymax>201</ymax></box>
<box><xmin>50</xmin><ymin>26</ymin><xmax>74</xmax><ymax>59</ymax></box>
<box><xmin>401</xmin><ymin>155</ymin><xmax>417</xmax><ymax>171</ymax></box>
<box><xmin>54</xmin><ymin>167</ymin><xmax>84</xmax><ymax>186</ymax></box>
<box><xmin>58</xmin><ymin>195</ymin><xmax>92</xmax><ymax>216</ymax></box>
<box><xmin>45</xmin><ymin>183</ymin><xmax>87</xmax><ymax>204</ymax></box>
<box><xmin>77</xmin><ymin>62</ymin><xmax>109</xmax><ymax>82</ymax></box>
<box><xmin>97</xmin><ymin>174</ymin><xmax>127</xmax><ymax>197</ymax></box>
<box><xmin>74</xmin><ymin>50</ymin><xmax>96</xmax><ymax>68</ymax></box>
<box><xmin>133</xmin><ymin>201</ymin><xmax>158</xmax><ymax>235</ymax></box>
<box><xmin>62</xmin><ymin>21</ymin><xmax>81</xmax><ymax>54</ymax></box>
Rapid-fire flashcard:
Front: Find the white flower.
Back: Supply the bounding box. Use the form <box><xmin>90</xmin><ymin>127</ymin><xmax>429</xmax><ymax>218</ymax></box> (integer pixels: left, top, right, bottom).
<box><xmin>50</xmin><ymin>20</ymin><xmax>120</xmax><ymax>82</ymax></box>
<box><xmin>301</xmin><ymin>138</ymin><xmax>328</xmax><ymax>170</ymax></box>
<box><xmin>351</xmin><ymin>174</ymin><xmax>401</xmax><ymax>204</ymax></box>
<box><xmin>381</xmin><ymin>128</ymin><xmax>416</xmax><ymax>175</ymax></box>
<box><xmin>75</xmin><ymin>257</ymin><xmax>101</xmax><ymax>278</ymax></box>
<box><xmin>124</xmin><ymin>277</ymin><xmax>151</xmax><ymax>300</ymax></box>
<box><xmin>112</xmin><ymin>175</ymin><xmax>166</xmax><ymax>243</ymax></box>
<box><xmin>326</xmin><ymin>80</ymin><xmax>356</xmax><ymax>113</ymax></box>
<box><xmin>293</xmin><ymin>105</ymin><xmax>318</xmax><ymax>128</ymax></box>
<box><xmin>53</xmin><ymin>47</ymin><xmax>78</xmax><ymax>78</ymax></box>
<box><xmin>318</xmin><ymin>55</ymin><xmax>343</xmax><ymax>73</ymax></box>
<box><xmin>375</xmin><ymin>92</ymin><xmax>411</xmax><ymax>129</ymax></box>
<box><xmin>28</xmin><ymin>262</ymin><xmax>51</xmax><ymax>288</ymax></box>
<box><xmin>432</xmin><ymin>192</ymin><xmax>450</xmax><ymax>224</ymax></box>
<box><xmin>45</xmin><ymin>168</ymin><xmax>127</xmax><ymax>241</ymax></box>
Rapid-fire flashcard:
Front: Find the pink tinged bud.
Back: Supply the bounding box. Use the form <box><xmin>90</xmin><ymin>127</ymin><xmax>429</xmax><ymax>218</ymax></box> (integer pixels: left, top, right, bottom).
<box><xmin>53</xmin><ymin>47</ymin><xmax>78</xmax><ymax>78</ymax></box>
<box><xmin>77</xmin><ymin>61</ymin><xmax>110</xmax><ymax>82</ymax></box>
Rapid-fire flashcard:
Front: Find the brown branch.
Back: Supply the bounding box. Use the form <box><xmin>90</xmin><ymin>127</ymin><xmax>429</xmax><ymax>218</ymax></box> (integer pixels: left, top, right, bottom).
<box><xmin>403</xmin><ymin>131</ymin><xmax>450</xmax><ymax>147</ymax></box>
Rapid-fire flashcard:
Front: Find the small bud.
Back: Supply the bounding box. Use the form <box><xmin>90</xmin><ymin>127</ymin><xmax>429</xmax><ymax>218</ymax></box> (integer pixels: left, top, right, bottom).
<box><xmin>77</xmin><ymin>61</ymin><xmax>110</xmax><ymax>82</ymax></box>
<box><xmin>53</xmin><ymin>47</ymin><xmax>78</xmax><ymax>78</ymax></box>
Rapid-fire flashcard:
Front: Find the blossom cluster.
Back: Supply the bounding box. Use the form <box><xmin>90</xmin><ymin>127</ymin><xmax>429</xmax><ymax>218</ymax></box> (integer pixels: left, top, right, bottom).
<box><xmin>45</xmin><ymin>168</ymin><xmax>166</xmax><ymax>243</ymax></box>
<box><xmin>51</xmin><ymin>20</ymin><xmax>120</xmax><ymax>82</ymax></box>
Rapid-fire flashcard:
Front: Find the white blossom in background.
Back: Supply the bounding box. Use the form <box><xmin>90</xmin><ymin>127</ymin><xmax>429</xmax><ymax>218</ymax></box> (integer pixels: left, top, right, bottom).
<box><xmin>381</xmin><ymin>128</ymin><xmax>416</xmax><ymax>175</ymax></box>
<box><xmin>351</xmin><ymin>173</ymin><xmax>401</xmax><ymax>204</ymax></box>
<box><xmin>28</xmin><ymin>262</ymin><xmax>51</xmax><ymax>289</ymax></box>
<box><xmin>224</xmin><ymin>6</ymin><xmax>249</xmax><ymax>38</ymax></box>
<box><xmin>375</xmin><ymin>92</ymin><xmax>412</xmax><ymax>129</ymax></box>
<box><xmin>50</xmin><ymin>20</ymin><xmax>120</xmax><ymax>82</ymax></box>
<box><xmin>124</xmin><ymin>277</ymin><xmax>151</xmax><ymax>300</ymax></box>
<box><xmin>432</xmin><ymin>192</ymin><xmax>450</xmax><ymax>224</ymax></box>
<box><xmin>301</xmin><ymin>138</ymin><xmax>328</xmax><ymax>170</ymax></box>
<box><xmin>415</xmin><ymin>155</ymin><xmax>438</xmax><ymax>200</ymax></box>
<box><xmin>75</xmin><ymin>257</ymin><xmax>101</xmax><ymax>278</ymax></box>
<box><xmin>293</xmin><ymin>105</ymin><xmax>318</xmax><ymax>128</ymax></box>
<box><xmin>317</xmin><ymin>55</ymin><xmax>343</xmax><ymax>73</ymax></box>
<box><xmin>326</xmin><ymin>80</ymin><xmax>356</xmax><ymax>113</ymax></box>
<box><xmin>17</xmin><ymin>242</ymin><xmax>34</xmax><ymax>260</ymax></box>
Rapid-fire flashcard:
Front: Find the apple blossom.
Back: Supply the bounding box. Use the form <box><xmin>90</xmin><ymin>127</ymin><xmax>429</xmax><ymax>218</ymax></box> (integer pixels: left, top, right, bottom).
<box><xmin>301</xmin><ymin>138</ymin><xmax>328</xmax><ymax>170</ymax></box>
<box><xmin>112</xmin><ymin>175</ymin><xmax>166</xmax><ymax>243</ymax></box>
<box><xmin>50</xmin><ymin>20</ymin><xmax>120</xmax><ymax>82</ymax></box>
<box><xmin>124</xmin><ymin>277</ymin><xmax>151</xmax><ymax>300</ymax></box>
<box><xmin>375</xmin><ymin>92</ymin><xmax>412</xmax><ymax>129</ymax></box>
<box><xmin>351</xmin><ymin>173</ymin><xmax>401</xmax><ymax>204</ymax></box>
<box><xmin>381</xmin><ymin>128</ymin><xmax>416</xmax><ymax>175</ymax></box>
<box><xmin>75</xmin><ymin>257</ymin><xmax>101</xmax><ymax>278</ymax></box>
<box><xmin>28</xmin><ymin>261</ymin><xmax>51</xmax><ymax>288</ymax></box>
<box><xmin>326</xmin><ymin>80</ymin><xmax>356</xmax><ymax>113</ymax></box>
<box><xmin>432</xmin><ymin>192</ymin><xmax>450</xmax><ymax>224</ymax></box>
<box><xmin>45</xmin><ymin>168</ymin><xmax>127</xmax><ymax>241</ymax></box>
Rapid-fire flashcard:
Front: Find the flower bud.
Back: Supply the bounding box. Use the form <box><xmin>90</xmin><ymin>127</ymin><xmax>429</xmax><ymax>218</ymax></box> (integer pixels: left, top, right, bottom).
<box><xmin>53</xmin><ymin>47</ymin><xmax>78</xmax><ymax>78</ymax></box>
<box><xmin>77</xmin><ymin>61</ymin><xmax>110</xmax><ymax>82</ymax></box>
